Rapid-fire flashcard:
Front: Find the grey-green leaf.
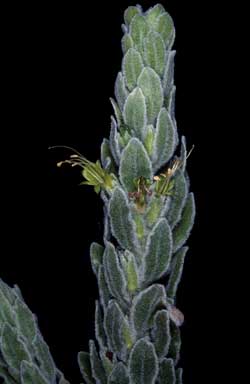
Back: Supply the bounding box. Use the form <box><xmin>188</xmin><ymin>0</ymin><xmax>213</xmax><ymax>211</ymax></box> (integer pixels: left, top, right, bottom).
<box><xmin>138</xmin><ymin>67</ymin><xmax>163</xmax><ymax>124</ymax></box>
<box><xmin>0</xmin><ymin>372</ymin><xmax>16</xmax><ymax>384</ymax></box>
<box><xmin>143</xmin><ymin>218</ymin><xmax>172</xmax><ymax>285</ymax></box>
<box><xmin>155</xmin><ymin>12</ymin><xmax>175</xmax><ymax>47</ymax></box>
<box><xmin>109</xmin><ymin>187</ymin><xmax>137</xmax><ymax>251</ymax></box>
<box><xmin>153</xmin><ymin>108</ymin><xmax>177</xmax><ymax>171</ymax></box>
<box><xmin>130</xmin><ymin>14</ymin><xmax>149</xmax><ymax>54</ymax></box>
<box><xmin>110</xmin><ymin>98</ymin><xmax>123</xmax><ymax>128</ymax></box>
<box><xmin>1</xmin><ymin>323</ymin><xmax>31</xmax><ymax>375</ymax></box>
<box><xmin>165</xmin><ymin>85</ymin><xmax>176</xmax><ymax>121</ymax></box>
<box><xmin>98</xmin><ymin>265</ymin><xmax>111</xmax><ymax>309</ymax></box>
<box><xmin>32</xmin><ymin>332</ymin><xmax>56</xmax><ymax>383</ymax></box>
<box><xmin>101</xmin><ymin>138</ymin><xmax>112</xmax><ymax>170</ymax></box>
<box><xmin>109</xmin><ymin>116</ymin><xmax>121</xmax><ymax>166</ymax></box>
<box><xmin>95</xmin><ymin>301</ymin><xmax>106</xmax><ymax>350</ymax></box>
<box><xmin>119</xmin><ymin>138</ymin><xmax>152</xmax><ymax>192</ymax></box>
<box><xmin>167</xmin><ymin>171</ymin><xmax>188</xmax><ymax>229</ymax></box>
<box><xmin>128</xmin><ymin>338</ymin><xmax>158</xmax><ymax>384</ymax></box>
<box><xmin>121</xmin><ymin>33</ymin><xmax>134</xmax><ymax>54</ymax></box>
<box><xmin>104</xmin><ymin>300</ymin><xmax>128</xmax><ymax>361</ymax></box>
<box><xmin>152</xmin><ymin>310</ymin><xmax>171</xmax><ymax>359</ymax></box>
<box><xmin>180</xmin><ymin>136</ymin><xmax>187</xmax><ymax>171</ymax></box>
<box><xmin>89</xmin><ymin>340</ymin><xmax>106</xmax><ymax>384</ymax></box>
<box><xmin>20</xmin><ymin>361</ymin><xmax>49</xmax><ymax>384</ymax></box>
<box><xmin>131</xmin><ymin>284</ymin><xmax>167</xmax><ymax>337</ymax></box>
<box><xmin>90</xmin><ymin>242</ymin><xmax>104</xmax><ymax>276</ymax></box>
<box><xmin>173</xmin><ymin>193</ymin><xmax>195</xmax><ymax>252</ymax></box>
<box><xmin>115</xmin><ymin>72</ymin><xmax>128</xmax><ymax>111</ymax></box>
<box><xmin>124</xmin><ymin>6</ymin><xmax>141</xmax><ymax>26</ymax></box>
<box><xmin>122</xmin><ymin>48</ymin><xmax>144</xmax><ymax>92</ymax></box>
<box><xmin>145</xmin><ymin>4</ymin><xmax>165</xmax><ymax>27</ymax></box>
<box><xmin>168</xmin><ymin>322</ymin><xmax>181</xmax><ymax>364</ymax></box>
<box><xmin>123</xmin><ymin>87</ymin><xmax>147</xmax><ymax>137</ymax></box>
<box><xmin>0</xmin><ymin>288</ymin><xmax>15</xmax><ymax>325</ymax></box>
<box><xmin>108</xmin><ymin>362</ymin><xmax>129</xmax><ymax>384</ymax></box>
<box><xmin>145</xmin><ymin>195</ymin><xmax>165</xmax><ymax>228</ymax></box>
<box><xmin>126</xmin><ymin>251</ymin><xmax>139</xmax><ymax>293</ymax></box>
<box><xmin>103</xmin><ymin>242</ymin><xmax>128</xmax><ymax>306</ymax></box>
<box><xmin>159</xmin><ymin>358</ymin><xmax>176</xmax><ymax>384</ymax></box>
<box><xmin>143</xmin><ymin>31</ymin><xmax>165</xmax><ymax>76</ymax></box>
<box><xmin>14</xmin><ymin>297</ymin><xmax>37</xmax><ymax>344</ymax></box>
<box><xmin>0</xmin><ymin>279</ymin><xmax>15</xmax><ymax>304</ymax></box>
<box><xmin>100</xmin><ymin>349</ymin><xmax>113</xmax><ymax>376</ymax></box>
<box><xmin>167</xmin><ymin>247</ymin><xmax>189</xmax><ymax>300</ymax></box>
<box><xmin>78</xmin><ymin>351</ymin><xmax>95</xmax><ymax>384</ymax></box>
<box><xmin>163</xmin><ymin>51</ymin><xmax>176</xmax><ymax>97</ymax></box>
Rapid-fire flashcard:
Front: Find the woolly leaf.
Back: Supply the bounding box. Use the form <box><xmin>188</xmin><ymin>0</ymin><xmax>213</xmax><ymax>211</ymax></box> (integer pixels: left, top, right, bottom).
<box><xmin>1</xmin><ymin>323</ymin><xmax>31</xmax><ymax>375</ymax></box>
<box><xmin>103</xmin><ymin>205</ymin><xmax>111</xmax><ymax>243</ymax></box>
<box><xmin>119</xmin><ymin>138</ymin><xmax>152</xmax><ymax>192</ymax></box>
<box><xmin>132</xmin><ymin>211</ymin><xmax>145</xmax><ymax>240</ymax></box>
<box><xmin>101</xmin><ymin>138</ymin><xmax>115</xmax><ymax>173</ymax></box>
<box><xmin>128</xmin><ymin>338</ymin><xmax>158</xmax><ymax>384</ymax></box>
<box><xmin>103</xmin><ymin>242</ymin><xmax>128</xmax><ymax>306</ymax></box>
<box><xmin>14</xmin><ymin>297</ymin><xmax>37</xmax><ymax>344</ymax></box>
<box><xmin>0</xmin><ymin>279</ymin><xmax>15</xmax><ymax>304</ymax></box>
<box><xmin>109</xmin><ymin>116</ymin><xmax>121</xmax><ymax>166</ymax></box>
<box><xmin>108</xmin><ymin>362</ymin><xmax>129</xmax><ymax>384</ymax></box>
<box><xmin>167</xmin><ymin>171</ymin><xmax>188</xmax><ymax>229</ymax></box>
<box><xmin>13</xmin><ymin>285</ymin><xmax>24</xmax><ymax>301</ymax></box>
<box><xmin>122</xmin><ymin>48</ymin><xmax>144</xmax><ymax>92</ymax></box>
<box><xmin>100</xmin><ymin>349</ymin><xmax>113</xmax><ymax>376</ymax></box>
<box><xmin>0</xmin><ymin>366</ymin><xmax>17</xmax><ymax>384</ymax></box>
<box><xmin>90</xmin><ymin>242</ymin><xmax>104</xmax><ymax>276</ymax></box>
<box><xmin>126</xmin><ymin>251</ymin><xmax>139</xmax><ymax>293</ymax></box>
<box><xmin>153</xmin><ymin>108</ymin><xmax>176</xmax><ymax>171</ymax></box>
<box><xmin>158</xmin><ymin>358</ymin><xmax>176</xmax><ymax>384</ymax></box>
<box><xmin>167</xmin><ymin>247</ymin><xmax>188</xmax><ymax>300</ymax></box>
<box><xmin>168</xmin><ymin>323</ymin><xmax>181</xmax><ymax>364</ymax></box>
<box><xmin>123</xmin><ymin>87</ymin><xmax>147</xmax><ymax>137</ymax></box>
<box><xmin>176</xmin><ymin>368</ymin><xmax>183</xmax><ymax>384</ymax></box>
<box><xmin>122</xmin><ymin>33</ymin><xmax>134</xmax><ymax>54</ymax></box>
<box><xmin>143</xmin><ymin>218</ymin><xmax>172</xmax><ymax>285</ymax></box>
<box><xmin>32</xmin><ymin>332</ymin><xmax>56</xmax><ymax>383</ymax></box>
<box><xmin>110</xmin><ymin>98</ymin><xmax>123</xmax><ymax>127</ymax></box>
<box><xmin>180</xmin><ymin>136</ymin><xmax>187</xmax><ymax>171</ymax></box>
<box><xmin>0</xmin><ymin>288</ymin><xmax>15</xmax><ymax>326</ymax></box>
<box><xmin>173</xmin><ymin>193</ymin><xmax>195</xmax><ymax>252</ymax></box>
<box><xmin>20</xmin><ymin>361</ymin><xmax>49</xmax><ymax>384</ymax></box>
<box><xmin>138</xmin><ymin>67</ymin><xmax>163</xmax><ymax>124</ymax></box>
<box><xmin>89</xmin><ymin>340</ymin><xmax>106</xmax><ymax>384</ymax></box>
<box><xmin>143</xmin><ymin>124</ymin><xmax>154</xmax><ymax>156</ymax></box>
<box><xmin>95</xmin><ymin>301</ymin><xmax>106</xmax><ymax>350</ymax></box>
<box><xmin>143</xmin><ymin>31</ymin><xmax>165</xmax><ymax>76</ymax></box>
<box><xmin>165</xmin><ymin>85</ymin><xmax>176</xmax><ymax>121</ymax></box>
<box><xmin>131</xmin><ymin>284</ymin><xmax>167</xmax><ymax>337</ymax></box>
<box><xmin>78</xmin><ymin>351</ymin><xmax>95</xmax><ymax>384</ymax></box>
<box><xmin>146</xmin><ymin>195</ymin><xmax>165</xmax><ymax>227</ymax></box>
<box><xmin>152</xmin><ymin>310</ymin><xmax>171</xmax><ymax>359</ymax></box>
<box><xmin>145</xmin><ymin>4</ymin><xmax>165</xmax><ymax>27</ymax></box>
<box><xmin>163</xmin><ymin>51</ymin><xmax>176</xmax><ymax>96</ymax></box>
<box><xmin>130</xmin><ymin>15</ymin><xmax>149</xmax><ymax>53</ymax></box>
<box><xmin>124</xmin><ymin>6</ymin><xmax>140</xmax><ymax>26</ymax></box>
<box><xmin>154</xmin><ymin>12</ymin><xmax>175</xmax><ymax>47</ymax></box>
<box><xmin>115</xmin><ymin>72</ymin><xmax>128</xmax><ymax>111</ymax></box>
<box><xmin>104</xmin><ymin>300</ymin><xmax>131</xmax><ymax>360</ymax></box>
<box><xmin>98</xmin><ymin>265</ymin><xmax>111</xmax><ymax>309</ymax></box>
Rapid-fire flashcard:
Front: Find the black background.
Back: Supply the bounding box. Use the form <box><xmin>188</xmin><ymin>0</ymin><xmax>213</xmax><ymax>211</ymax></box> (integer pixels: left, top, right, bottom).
<box><xmin>2</xmin><ymin>1</ymin><xmax>235</xmax><ymax>383</ymax></box>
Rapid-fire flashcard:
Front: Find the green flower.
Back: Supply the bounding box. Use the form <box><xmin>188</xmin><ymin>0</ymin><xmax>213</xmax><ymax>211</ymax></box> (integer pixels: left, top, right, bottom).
<box><xmin>57</xmin><ymin>152</ymin><xmax>115</xmax><ymax>194</ymax></box>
